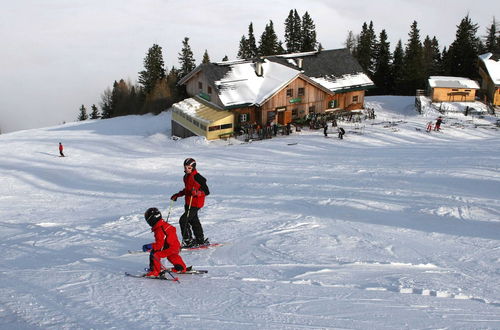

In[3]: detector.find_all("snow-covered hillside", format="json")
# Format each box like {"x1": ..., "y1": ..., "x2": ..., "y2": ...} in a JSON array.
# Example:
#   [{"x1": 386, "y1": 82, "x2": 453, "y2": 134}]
[{"x1": 1, "y1": 96, "x2": 499, "y2": 329}]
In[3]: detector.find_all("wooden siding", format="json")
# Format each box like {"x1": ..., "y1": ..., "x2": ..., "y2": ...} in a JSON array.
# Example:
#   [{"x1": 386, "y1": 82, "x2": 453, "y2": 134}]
[
  {"x1": 479, "y1": 66, "x2": 500, "y2": 106},
  {"x1": 326, "y1": 90, "x2": 365, "y2": 110},
  {"x1": 184, "y1": 71, "x2": 224, "y2": 107},
  {"x1": 260, "y1": 77, "x2": 330, "y2": 124},
  {"x1": 431, "y1": 87, "x2": 477, "y2": 102}
]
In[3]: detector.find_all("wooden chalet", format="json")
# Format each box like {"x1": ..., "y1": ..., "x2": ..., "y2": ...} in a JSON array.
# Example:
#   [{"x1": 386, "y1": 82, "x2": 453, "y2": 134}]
[
  {"x1": 174, "y1": 48, "x2": 374, "y2": 139},
  {"x1": 478, "y1": 53, "x2": 500, "y2": 106},
  {"x1": 427, "y1": 76, "x2": 480, "y2": 102}
]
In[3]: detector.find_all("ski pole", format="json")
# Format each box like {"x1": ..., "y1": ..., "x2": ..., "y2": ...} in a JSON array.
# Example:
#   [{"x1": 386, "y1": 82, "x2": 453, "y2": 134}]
[
  {"x1": 181, "y1": 195, "x2": 194, "y2": 245},
  {"x1": 186, "y1": 195, "x2": 193, "y2": 218},
  {"x1": 165, "y1": 199, "x2": 174, "y2": 222}
]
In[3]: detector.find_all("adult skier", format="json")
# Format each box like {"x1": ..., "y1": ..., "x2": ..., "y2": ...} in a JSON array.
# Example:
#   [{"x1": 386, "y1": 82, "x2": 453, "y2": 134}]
[
  {"x1": 170, "y1": 158, "x2": 210, "y2": 248},
  {"x1": 142, "y1": 207, "x2": 187, "y2": 277},
  {"x1": 59, "y1": 142, "x2": 65, "y2": 157},
  {"x1": 338, "y1": 127, "x2": 345, "y2": 139}
]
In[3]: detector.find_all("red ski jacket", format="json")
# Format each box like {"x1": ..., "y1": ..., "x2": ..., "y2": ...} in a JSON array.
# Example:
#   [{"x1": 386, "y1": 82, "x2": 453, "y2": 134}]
[
  {"x1": 150, "y1": 220, "x2": 181, "y2": 254},
  {"x1": 175, "y1": 169, "x2": 209, "y2": 208}
]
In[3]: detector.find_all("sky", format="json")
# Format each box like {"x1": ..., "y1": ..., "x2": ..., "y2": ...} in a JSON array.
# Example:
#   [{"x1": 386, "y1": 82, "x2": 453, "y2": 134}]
[{"x1": 1, "y1": 0, "x2": 497, "y2": 133}]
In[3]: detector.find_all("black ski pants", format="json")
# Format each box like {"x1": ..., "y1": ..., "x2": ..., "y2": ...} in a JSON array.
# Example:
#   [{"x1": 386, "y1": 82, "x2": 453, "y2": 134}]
[{"x1": 179, "y1": 205, "x2": 204, "y2": 243}]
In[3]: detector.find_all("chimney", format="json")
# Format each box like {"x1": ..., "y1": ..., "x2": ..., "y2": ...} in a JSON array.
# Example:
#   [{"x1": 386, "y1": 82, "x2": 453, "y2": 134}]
[
  {"x1": 297, "y1": 58, "x2": 303, "y2": 69},
  {"x1": 255, "y1": 61, "x2": 263, "y2": 76}
]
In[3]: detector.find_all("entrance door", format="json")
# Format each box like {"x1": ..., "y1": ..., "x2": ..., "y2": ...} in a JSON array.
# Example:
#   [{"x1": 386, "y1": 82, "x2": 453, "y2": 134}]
[{"x1": 278, "y1": 109, "x2": 292, "y2": 125}]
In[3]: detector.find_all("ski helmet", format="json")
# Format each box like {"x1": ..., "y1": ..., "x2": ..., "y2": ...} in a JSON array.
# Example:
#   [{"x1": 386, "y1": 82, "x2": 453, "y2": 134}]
[
  {"x1": 144, "y1": 207, "x2": 162, "y2": 227},
  {"x1": 183, "y1": 158, "x2": 196, "y2": 168}
]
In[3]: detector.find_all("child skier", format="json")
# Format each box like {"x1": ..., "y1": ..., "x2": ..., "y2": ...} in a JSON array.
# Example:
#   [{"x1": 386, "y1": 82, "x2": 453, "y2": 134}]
[
  {"x1": 142, "y1": 207, "x2": 187, "y2": 277},
  {"x1": 171, "y1": 158, "x2": 210, "y2": 248}
]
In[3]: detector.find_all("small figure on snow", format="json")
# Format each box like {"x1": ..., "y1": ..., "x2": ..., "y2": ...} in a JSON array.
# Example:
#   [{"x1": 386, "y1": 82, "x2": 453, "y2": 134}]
[
  {"x1": 59, "y1": 142, "x2": 65, "y2": 157},
  {"x1": 142, "y1": 207, "x2": 187, "y2": 277},
  {"x1": 171, "y1": 158, "x2": 210, "y2": 248},
  {"x1": 426, "y1": 121, "x2": 433, "y2": 132},
  {"x1": 338, "y1": 127, "x2": 345, "y2": 139},
  {"x1": 434, "y1": 116, "x2": 443, "y2": 131},
  {"x1": 323, "y1": 123, "x2": 328, "y2": 137}
]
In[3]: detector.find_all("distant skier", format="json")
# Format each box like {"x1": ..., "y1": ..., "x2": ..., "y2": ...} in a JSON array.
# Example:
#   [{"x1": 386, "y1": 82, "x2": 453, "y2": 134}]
[
  {"x1": 434, "y1": 116, "x2": 443, "y2": 131},
  {"x1": 338, "y1": 127, "x2": 345, "y2": 139},
  {"x1": 323, "y1": 123, "x2": 328, "y2": 137},
  {"x1": 171, "y1": 158, "x2": 210, "y2": 248},
  {"x1": 142, "y1": 207, "x2": 187, "y2": 277},
  {"x1": 426, "y1": 122, "x2": 433, "y2": 132},
  {"x1": 58, "y1": 142, "x2": 65, "y2": 157}
]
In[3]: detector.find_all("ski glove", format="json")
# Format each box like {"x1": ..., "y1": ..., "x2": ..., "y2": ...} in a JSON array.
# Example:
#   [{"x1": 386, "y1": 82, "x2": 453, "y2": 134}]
[
  {"x1": 170, "y1": 193, "x2": 179, "y2": 201},
  {"x1": 191, "y1": 189, "x2": 203, "y2": 197},
  {"x1": 142, "y1": 243, "x2": 152, "y2": 252}
]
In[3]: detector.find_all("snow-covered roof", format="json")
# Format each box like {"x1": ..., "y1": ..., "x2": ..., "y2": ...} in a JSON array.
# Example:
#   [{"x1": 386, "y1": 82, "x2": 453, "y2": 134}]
[
  {"x1": 428, "y1": 76, "x2": 480, "y2": 89},
  {"x1": 172, "y1": 97, "x2": 230, "y2": 124},
  {"x1": 311, "y1": 73, "x2": 374, "y2": 92},
  {"x1": 215, "y1": 59, "x2": 299, "y2": 107},
  {"x1": 479, "y1": 53, "x2": 500, "y2": 86}
]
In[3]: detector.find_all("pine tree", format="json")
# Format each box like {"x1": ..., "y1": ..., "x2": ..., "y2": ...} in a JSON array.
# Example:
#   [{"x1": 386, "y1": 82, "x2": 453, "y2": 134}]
[
  {"x1": 202, "y1": 49, "x2": 211, "y2": 64},
  {"x1": 178, "y1": 37, "x2": 196, "y2": 78},
  {"x1": 100, "y1": 88, "x2": 113, "y2": 119},
  {"x1": 372, "y1": 29, "x2": 392, "y2": 95},
  {"x1": 237, "y1": 23, "x2": 259, "y2": 59},
  {"x1": 258, "y1": 20, "x2": 281, "y2": 56},
  {"x1": 402, "y1": 21, "x2": 425, "y2": 95},
  {"x1": 77, "y1": 105, "x2": 88, "y2": 121},
  {"x1": 301, "y1": 11, "x2": 317, "y2": 52},
  {"x1": 484, "y1": 17, "x2": 499, "y2": 53},
  {"x1": 344, "y1": 30, "x2": 357, "y2": 54},
  {"x1": 138, "y1": 44, "x2": 166, "y2": 94},
  {"x1": 422, "y1": 36, "x2": 442, "y2": 78},
  {"x1": 89, "y1": 104, "x2": 100, "y2": 119},
  {"x1": 237, "y1": 35, "x2": 249, "y2": 59},
  {"x1": 247, "y1": 23, "x2": 258, "y2": 57},
  {"x1": 446, "y1": 15, "x2": 481, "y2": 79},
  {"x1": 355, "y1": 21, "x2": 377, "y2": 75},
  {"x1": 284, "y1": 9, "x2": 302, "y2": 53},
  {"x1": 390, "y1": 40, "x2": 405, "y2": 95},
  {"x1": 167, "y1": 66, "x2": 183, "y2": 102}
]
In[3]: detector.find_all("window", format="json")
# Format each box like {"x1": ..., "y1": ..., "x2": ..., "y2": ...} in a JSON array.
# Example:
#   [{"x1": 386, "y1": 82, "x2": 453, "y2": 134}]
[
  {"x1": 292, "y1": 108, "x2": 298, "y2": 118},
  {"x1": 352, "y1": 95, "x2": 359, "y2": 103},
  {"x1": 452, "y1": 89, "x2": 459, "y2": 91},
  {"x1": 198, "y1": 82, "x2": 203, "y2": 90},
  {"x1": 200, "y1": 124, "x2": 207, "y2": 131},
  {"x1": 286, "y1": 89, "x2": 293, "y2": 97},
  {"x1": 208, "y1": 86, "x2": 212, "y2": 94},
  {"x1": 309, "y1": 105, "x2": 316, "y2": 113},
  {"x1": 209, "y1": 125, "x2": 220, "y2": 131},
  {"x1": 239, "y1": 114, "x2": 249, "y2": 123},
  {"x1": 298, "y1": 87, "x2": 305, "y2": 96},
  {"x1": 267, "y1": 111, "x2": 276, "y2": 122},
  {"x1": 220, "y1": 123, "x2": 233, "y2": 130}
]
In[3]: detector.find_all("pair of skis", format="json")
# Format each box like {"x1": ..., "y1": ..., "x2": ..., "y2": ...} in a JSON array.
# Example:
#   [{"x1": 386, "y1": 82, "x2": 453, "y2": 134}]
[
  {"x1": 127, "y1": 243, "x2": 223, "y2": 255},
  {"x1": 125, "y1": 268, "x2": 208, "y2": 282}
]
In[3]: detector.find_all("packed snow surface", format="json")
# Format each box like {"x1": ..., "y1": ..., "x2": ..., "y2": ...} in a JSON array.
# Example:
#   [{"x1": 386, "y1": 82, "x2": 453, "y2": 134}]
[{"x1": 1, "y1": 96, "x2": 499, "y2": 329}]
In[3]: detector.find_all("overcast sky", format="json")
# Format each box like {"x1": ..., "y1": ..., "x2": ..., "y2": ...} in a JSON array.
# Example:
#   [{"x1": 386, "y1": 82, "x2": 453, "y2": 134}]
[{"x1": 1, "y1": 0, "x2": 497, "y2": 133}]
